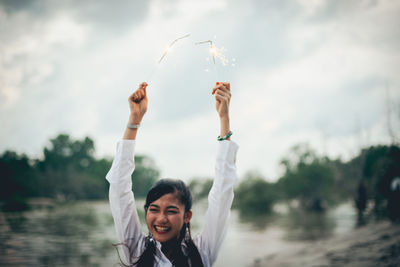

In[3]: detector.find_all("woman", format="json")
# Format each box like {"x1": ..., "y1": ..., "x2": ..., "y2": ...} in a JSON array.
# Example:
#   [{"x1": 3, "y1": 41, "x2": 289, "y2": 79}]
[{"x1": 106, "y1": 81, "x2": 238, "y2": 266}]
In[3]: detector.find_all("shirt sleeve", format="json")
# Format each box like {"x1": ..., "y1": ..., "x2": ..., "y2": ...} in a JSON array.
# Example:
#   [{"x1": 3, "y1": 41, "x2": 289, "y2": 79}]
[
  {"x1": 105, "y1": 140, "x2": 145, "y2": 263},
  {"x1": 196, "y1": 140, "x2": 239, "y2": 265}
]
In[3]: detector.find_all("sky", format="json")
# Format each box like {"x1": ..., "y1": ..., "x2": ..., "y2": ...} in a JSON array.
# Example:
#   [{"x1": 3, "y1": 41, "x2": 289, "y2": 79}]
[{"x1": 1, "y1": 0, "x2": 399, "y2": 182}]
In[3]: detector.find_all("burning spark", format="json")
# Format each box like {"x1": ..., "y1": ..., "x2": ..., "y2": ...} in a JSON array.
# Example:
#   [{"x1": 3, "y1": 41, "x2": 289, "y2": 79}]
[
  {"x1": 195, "y1": 40, "x2": 229, "y2": 66},
  {"x1": 158, "y1": 34, "x2": 190, "y2": 63}
]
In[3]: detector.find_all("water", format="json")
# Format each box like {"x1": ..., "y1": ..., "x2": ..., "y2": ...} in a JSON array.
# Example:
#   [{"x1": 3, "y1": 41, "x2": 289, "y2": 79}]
[{"x1": 0, "y1": 200, "x2": 357, "y2": 267}]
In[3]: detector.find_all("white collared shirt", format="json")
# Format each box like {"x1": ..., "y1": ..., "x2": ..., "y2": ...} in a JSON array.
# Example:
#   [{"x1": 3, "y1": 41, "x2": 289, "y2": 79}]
[{"x1": 106, "y1": 140, "x2": 239, "y2": 266}]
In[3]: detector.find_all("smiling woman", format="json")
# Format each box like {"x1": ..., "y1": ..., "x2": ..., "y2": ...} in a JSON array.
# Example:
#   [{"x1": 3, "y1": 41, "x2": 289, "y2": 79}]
[
  {"x1": 145, "y1": 181, "x2": 193, "y2": 243},
  {"x1": 105, "y1": 81, "x2": 238, "y2": 266}
]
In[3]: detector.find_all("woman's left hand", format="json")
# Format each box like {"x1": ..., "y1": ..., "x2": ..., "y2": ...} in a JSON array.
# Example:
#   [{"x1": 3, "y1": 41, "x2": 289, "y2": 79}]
[{"x1": 212, "y1": 82, "x2": 231, "y2": 119}]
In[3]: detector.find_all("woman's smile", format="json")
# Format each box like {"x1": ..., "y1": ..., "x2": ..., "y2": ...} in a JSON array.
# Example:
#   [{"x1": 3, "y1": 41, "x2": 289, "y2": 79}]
[{"x1": 154, "y1": 225, "x2": 171, "y2": 234}]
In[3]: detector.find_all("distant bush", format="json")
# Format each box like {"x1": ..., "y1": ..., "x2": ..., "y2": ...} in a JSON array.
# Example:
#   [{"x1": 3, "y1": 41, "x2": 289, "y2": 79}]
[
  {"x1": 277, "y1": 144, "x2": 335, "y2": 211},
  {"x1": 234, "y1": 172, "x2": 279, "y2": 215}
]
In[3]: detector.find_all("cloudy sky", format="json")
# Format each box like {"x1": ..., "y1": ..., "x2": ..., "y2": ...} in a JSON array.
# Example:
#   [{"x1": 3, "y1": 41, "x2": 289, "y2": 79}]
[{"x1": 1, "y1": 0, "x2": 399, "y2": 181}]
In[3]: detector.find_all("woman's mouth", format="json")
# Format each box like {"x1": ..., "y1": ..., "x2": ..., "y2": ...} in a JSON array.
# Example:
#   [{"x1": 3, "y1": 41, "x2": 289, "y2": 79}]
[{"x1": 154, "y1": 225, "x2": 171, "y2": 234}]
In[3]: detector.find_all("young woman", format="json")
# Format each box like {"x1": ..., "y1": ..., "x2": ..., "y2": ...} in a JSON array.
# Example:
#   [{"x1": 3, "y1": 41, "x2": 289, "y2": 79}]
[{"x1": 106, "y1": 81, "x2": 239, "y2": 266}]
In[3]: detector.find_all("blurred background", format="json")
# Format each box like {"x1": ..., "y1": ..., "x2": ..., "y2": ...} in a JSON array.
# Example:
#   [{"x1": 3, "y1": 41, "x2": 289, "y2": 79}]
[{"x1": 1, "y1": 0, "x2": 399, "y2": 266}]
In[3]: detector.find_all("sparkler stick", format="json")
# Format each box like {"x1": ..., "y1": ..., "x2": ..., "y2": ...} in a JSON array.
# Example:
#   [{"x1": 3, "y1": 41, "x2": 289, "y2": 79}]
[
  {"x1": 158, "y1": 34, "x2": 191, "y2": 63},
  {"x1": 195, "y1": 40, "x2": 216, "y2": 64},
  {"x1": 146, "y1": 34, "x2": 191, "y2": 82}
]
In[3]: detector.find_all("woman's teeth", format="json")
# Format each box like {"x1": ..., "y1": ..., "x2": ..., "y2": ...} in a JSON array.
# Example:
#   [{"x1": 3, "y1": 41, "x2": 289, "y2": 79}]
[{"x1": 154, "y1": 226, "x2": 170, "y2": 232}]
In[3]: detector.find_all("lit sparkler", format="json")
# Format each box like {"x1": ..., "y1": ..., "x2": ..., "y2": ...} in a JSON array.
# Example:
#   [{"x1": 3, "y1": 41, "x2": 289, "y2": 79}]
[
  {"x1": 195, "y1": 40, "x2": 229, "y2": 66},
  {"x1": 158, "y1": 34, "x2": 191, "y2": 63}
]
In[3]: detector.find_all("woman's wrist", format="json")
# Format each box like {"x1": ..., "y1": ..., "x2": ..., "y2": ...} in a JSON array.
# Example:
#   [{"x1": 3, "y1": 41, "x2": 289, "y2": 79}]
[
  {"x1": 123, "y1": 114, "x2": 141, "y2": 140},
  {"x1": 219, "y1": 115, "x2": 230, "y2": 139},
  {"x1": 128, "y1": 114, "x2": 142, "y2": 125},
  {"x1": 123, "y1": 127, "x2": 138, "y2": 140}
]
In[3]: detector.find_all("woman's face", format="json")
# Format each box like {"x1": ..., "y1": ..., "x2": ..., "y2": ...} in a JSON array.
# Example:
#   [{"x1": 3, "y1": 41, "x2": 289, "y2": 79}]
[{"x1": 146, "y1": 193, "x2": 192, "y2": 243}]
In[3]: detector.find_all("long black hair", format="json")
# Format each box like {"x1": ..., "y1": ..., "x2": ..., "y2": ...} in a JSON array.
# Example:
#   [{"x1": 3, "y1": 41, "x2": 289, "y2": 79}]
[{"x1": 124, "y1": 179, "x2": 204, "y2": 267}]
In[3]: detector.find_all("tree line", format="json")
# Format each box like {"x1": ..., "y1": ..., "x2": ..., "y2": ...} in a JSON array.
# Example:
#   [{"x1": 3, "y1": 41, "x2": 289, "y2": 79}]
[
  {"x1": 233, "y1": 143, "x2": 400, "y2": 218},
  {"x1": 190, "y1": 143, "x2": 400, "y2": 219},
  {"x1": 2, "y1": 134, "x2": 400, "y2": 220},
  {"x1": 0, "y1": 134, "x2": 159, "y2": 211}
]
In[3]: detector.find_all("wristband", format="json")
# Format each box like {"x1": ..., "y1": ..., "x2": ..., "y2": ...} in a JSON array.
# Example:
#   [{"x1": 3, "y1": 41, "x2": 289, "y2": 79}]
[
  {"x1": 217, "y1": 131, "x2": 232, "y2": 141},
  {"x1": 127, "y1": 123, "x2": 140, "y2": 129}
]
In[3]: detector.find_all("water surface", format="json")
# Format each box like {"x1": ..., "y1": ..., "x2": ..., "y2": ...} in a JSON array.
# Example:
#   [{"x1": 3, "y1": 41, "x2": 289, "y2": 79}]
[{"x1": 0, "y1": 200, "x2": 357, "y2": 267}]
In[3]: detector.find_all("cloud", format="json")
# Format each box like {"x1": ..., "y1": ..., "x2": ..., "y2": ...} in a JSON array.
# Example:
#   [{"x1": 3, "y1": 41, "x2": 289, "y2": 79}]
[{"x1": 1, "y1": 0, "x2": 399, "y2": 180}]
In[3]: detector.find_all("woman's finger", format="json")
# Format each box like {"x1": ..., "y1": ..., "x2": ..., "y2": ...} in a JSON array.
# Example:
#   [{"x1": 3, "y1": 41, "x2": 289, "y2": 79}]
[
  {"x1": 217, "y1": 86, "x2": 230, "y2": 95},
  {"x1": 215, "y1": 94, "x2": 228, "y2": 103},
  {"x1": 212, "y1": 83, "x2": 227, "y2": 95},
  {"x1": 215, "y1": 89, "x2": 231, "y2": 99},
  {"x1": 215, "y1": 89, "x2": 229, "y2": 99},
  {"x1": 220, "y1": 82, "x2": 230, "y2": 91},
  {"x1": 139, "y1": 82, "x2": 148, "y2": 89}
]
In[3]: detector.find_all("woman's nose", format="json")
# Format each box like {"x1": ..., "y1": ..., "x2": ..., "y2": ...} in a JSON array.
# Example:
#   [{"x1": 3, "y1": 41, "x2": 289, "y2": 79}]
[{"x1": 157, "y1": 213, "x2": 168, "y2": 223}]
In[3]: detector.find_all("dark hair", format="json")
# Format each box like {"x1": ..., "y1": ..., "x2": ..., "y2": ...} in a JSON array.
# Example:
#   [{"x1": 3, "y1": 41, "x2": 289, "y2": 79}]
[{"x1": 130, "y1": 179, "x2": 204, "y2": 267}]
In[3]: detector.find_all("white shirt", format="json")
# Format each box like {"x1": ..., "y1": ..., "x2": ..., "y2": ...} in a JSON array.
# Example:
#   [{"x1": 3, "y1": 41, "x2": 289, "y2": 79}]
[{"x1": 106, "y1": 140, "x2": 239, "y2": 266}]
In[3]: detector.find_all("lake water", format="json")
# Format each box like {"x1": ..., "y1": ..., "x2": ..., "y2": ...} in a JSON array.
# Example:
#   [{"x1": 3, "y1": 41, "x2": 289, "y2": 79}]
[{"x1": 0, "y1": 200, "x2": 358, "y2": 267}]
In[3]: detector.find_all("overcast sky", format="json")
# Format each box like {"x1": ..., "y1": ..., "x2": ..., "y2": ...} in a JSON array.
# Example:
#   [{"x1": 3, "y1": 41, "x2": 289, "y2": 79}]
[{"x1": 1, "y1": 0, "x2": 399, "y2": 181}]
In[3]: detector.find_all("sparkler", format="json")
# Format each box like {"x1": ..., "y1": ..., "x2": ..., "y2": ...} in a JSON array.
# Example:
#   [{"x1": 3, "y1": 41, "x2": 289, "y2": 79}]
[
  {"x1": 195, "y1": 40, "x2": 229, "y2": 66},
  {"x1": 158, "y1": 34, "x2": 191, "y2": 63},
  {"x1": 195, "y1": 39, "x2": 232, "y2": 82},
  {"x1": 145, "y1": 34, "x2": 233, "y2": 84}
]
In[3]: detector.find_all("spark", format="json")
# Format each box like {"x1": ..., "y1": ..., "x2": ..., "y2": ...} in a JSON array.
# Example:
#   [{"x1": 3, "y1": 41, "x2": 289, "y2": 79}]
[
  {"x1": 195, "y1": 40, "x2": 229, "y2": 66},
  {"x1": 158, "y1": 34, "x2": 190, "y2": 63}
]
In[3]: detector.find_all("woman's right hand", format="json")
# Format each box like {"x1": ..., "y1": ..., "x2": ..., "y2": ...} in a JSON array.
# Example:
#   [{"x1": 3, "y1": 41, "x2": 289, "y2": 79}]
[{"x1": 128, "y1": 82, "x2": 148, "y2": 124}]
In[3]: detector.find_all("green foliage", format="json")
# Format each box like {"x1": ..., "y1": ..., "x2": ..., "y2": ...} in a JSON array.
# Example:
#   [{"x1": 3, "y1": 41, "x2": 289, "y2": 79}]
[
  {"x1": 3, "y1": 132, "x2": 399, "y2": 221},
  {"x1": 360, "y1": 145, "x2": 400, "y2": 216},
  {"x1": 277, "y1": 143, "x2": 335, "y2": 210},
  {"x1": 37, "y1": 134, "x2": 109, "y2": 200},
  {"x1": 329, "y1": 157, "x2": 362, "y2": 202},
  {"x1": 41, "y1": 134, "x2": 95, "y2": 171},
  {"x1": 0, "y1": 151, "x2": 38, "y2": 210},
  {"x1": 234, "y1": 172, "x2": 279, "y2": 215},
  {"x1": 1, "y1": 133, "x2": 160, "y2": 210}
]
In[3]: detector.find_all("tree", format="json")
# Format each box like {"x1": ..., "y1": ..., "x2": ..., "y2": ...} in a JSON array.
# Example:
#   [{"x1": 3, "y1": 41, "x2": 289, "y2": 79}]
[
  {"x1": 37, "y1": 134, "x2": 100, "y2": 199},
  {"x1": 361, "y1": 145, "x2": 400, "y2": 217},
  {"x1": 277, "y1": 143, "x2": 335, "y2": 211},
  {"x1": 40, "y1": 134, "x2": 95, "y2": 172},
  {"x1": 0, "y1": 151, "x2": 38, "y2": 210},
  {"x1": 234, "y1": 171, "x2": 279, "y2": 215}
]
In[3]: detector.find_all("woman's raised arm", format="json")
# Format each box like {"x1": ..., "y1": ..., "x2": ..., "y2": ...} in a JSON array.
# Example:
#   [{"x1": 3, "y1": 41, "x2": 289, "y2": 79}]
[
  {"x1": 106, "y1": 82, "x2": 149, "y2": 264},
  {"x1": 196, "y1": 82, "x2": 239, "y2": 266}
]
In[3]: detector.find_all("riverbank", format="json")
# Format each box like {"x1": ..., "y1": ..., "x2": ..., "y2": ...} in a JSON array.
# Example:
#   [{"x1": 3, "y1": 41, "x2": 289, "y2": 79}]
[{"x1": 250, "y1": 220, "x2": 400, "y2": 267}]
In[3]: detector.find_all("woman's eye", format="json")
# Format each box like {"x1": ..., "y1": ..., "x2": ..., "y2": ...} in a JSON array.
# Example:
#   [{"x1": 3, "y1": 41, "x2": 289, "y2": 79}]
[
  {"x1": 168, "y1": 210, "x2": 178, "y2": 214},
  {"x1": 149, "y1": 209, "x2": 158, "y2": 213}
]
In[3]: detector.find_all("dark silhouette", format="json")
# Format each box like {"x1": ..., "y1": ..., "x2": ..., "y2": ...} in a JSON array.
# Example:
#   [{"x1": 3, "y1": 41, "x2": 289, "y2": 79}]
[
  {"x1": 355, "y1": 180, "x2": 367, "y2": 225},
  {"x1": 388, "y1": 177, "x2": 400, "y2": 222}
]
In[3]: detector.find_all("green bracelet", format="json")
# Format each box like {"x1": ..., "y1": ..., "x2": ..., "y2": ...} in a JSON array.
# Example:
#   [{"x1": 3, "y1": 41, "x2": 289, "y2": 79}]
[{"x1": 217, "y1": 131, "x2": 233, "y2": 141}]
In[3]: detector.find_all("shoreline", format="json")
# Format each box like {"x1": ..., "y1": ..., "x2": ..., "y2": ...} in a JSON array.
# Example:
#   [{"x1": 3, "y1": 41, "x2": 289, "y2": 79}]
[{"x1": 250, "y1": 220, "x2": 400, "y2": 267}]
